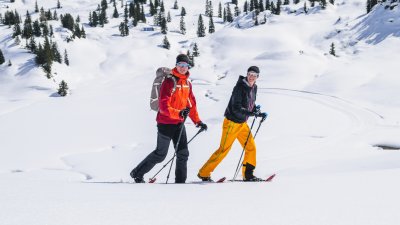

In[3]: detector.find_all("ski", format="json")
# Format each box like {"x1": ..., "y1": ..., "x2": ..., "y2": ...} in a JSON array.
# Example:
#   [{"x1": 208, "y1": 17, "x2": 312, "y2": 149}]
[
  {"x1": 149, "y1": 176, "x2": 226, "y2": 184},
  {"x1": 228, "y1": 173, "x2": 276, "y2": 182}
]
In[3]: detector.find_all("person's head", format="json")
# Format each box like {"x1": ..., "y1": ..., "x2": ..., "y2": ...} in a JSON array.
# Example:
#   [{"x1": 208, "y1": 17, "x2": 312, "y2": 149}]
[
  {"x1": 246, "y1": 66, "x2": 259, "y2": 86},
  {"x1": 175, "y1": 54, "x2": 191, "y2": 74}
]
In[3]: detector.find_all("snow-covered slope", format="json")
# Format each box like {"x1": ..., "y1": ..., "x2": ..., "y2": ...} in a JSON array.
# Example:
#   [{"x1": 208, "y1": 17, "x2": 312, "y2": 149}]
[{"x1": 1, "y1": 1, "x2": 400, "y2": 225}]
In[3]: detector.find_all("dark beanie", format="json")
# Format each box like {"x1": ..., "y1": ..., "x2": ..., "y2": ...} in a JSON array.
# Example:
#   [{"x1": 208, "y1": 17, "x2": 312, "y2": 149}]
[
  {"x1": 176, "y1": 54, "x2": 190, "y2": 64},
  {"x1": 247, "y1": 66, "x2": 260, "y2": 74}
]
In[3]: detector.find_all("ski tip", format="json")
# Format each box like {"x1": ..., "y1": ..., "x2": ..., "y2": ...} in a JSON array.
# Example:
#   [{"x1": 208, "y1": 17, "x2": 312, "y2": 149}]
[
  {"x1": 265, "y1": 174, "x2": 276, "y2": 182},
  {"x1": 216, "y1": 177, "x2": 226, "y2": 183},
  {"x1": 149, "y1": 178, "x2": 156, "y2": 183}
]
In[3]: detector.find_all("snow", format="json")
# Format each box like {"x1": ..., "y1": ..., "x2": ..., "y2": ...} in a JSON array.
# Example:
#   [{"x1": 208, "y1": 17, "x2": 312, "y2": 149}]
[{"x1": 1, "y1": 0, "x2": 400, "y2": 225}]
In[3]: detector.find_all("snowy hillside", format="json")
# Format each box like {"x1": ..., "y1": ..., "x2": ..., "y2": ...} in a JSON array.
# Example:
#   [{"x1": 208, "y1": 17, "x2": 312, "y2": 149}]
[{"x1": 1, "y1": 0, "x2": 400, "y2": 225}]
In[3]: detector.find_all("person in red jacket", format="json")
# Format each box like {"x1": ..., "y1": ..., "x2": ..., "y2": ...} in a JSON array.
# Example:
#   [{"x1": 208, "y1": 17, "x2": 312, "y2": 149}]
[{"x1": 130, "y1": 54, "x2": 207, "y2": 183}]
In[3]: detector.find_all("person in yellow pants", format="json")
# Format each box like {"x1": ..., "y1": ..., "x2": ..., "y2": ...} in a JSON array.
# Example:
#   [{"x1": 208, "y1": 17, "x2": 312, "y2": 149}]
[{"x1": 198, "y1": 66, "x2": 267, "y2": 182}]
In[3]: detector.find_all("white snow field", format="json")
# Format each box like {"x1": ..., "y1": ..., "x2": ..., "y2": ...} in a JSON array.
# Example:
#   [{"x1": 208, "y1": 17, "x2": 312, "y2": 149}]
[{"x1": 1, "y1": 0, "x2": 400, "y2": 225}]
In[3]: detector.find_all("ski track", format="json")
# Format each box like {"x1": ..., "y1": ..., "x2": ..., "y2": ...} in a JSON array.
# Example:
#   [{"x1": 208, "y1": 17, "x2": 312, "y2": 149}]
[{"x1": 61, "y1": 87, "x2": 384, "y2": 182}]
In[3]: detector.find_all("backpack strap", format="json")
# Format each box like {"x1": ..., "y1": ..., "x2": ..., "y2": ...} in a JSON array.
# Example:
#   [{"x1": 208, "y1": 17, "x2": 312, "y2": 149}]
[{"x1": 166, "y1": 74, "x2": 177, "y2": 94}]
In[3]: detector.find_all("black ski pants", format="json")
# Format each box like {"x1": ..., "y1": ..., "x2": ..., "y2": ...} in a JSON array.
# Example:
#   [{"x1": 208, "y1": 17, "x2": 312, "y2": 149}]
[{"x1": 131, "y1": 123, "x2": 189, "y2": 183}]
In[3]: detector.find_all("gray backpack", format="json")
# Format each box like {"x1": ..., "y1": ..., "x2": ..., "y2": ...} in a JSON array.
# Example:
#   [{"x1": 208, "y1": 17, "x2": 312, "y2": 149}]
[{"x1": 150, "y1": 67, "x2": 177, "y2": 111}]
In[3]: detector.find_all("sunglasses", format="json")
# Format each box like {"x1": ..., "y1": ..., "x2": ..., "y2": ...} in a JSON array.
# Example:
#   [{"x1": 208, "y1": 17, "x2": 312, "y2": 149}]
[
  {"x1": 247, "y1": 72, "x2": 259, "y2": 77},
  {"x1": 176, "y1": 62, "x2": 190, "y2": 68}
]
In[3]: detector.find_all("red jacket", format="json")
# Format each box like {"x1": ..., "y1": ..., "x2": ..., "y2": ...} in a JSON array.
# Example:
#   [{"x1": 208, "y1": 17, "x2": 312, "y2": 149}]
[{"x1": 156, "y1": 68, "x2": 201, "y2": 125}]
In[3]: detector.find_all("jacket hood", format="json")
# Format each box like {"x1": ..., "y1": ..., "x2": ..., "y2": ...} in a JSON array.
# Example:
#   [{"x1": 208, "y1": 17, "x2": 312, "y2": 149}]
[{"x1": 237, "y1": 75, "x2": 256, "y2": 89}]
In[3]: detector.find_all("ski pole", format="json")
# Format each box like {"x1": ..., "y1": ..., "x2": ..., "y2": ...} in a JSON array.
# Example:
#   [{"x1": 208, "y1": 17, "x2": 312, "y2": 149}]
[
  {"x1": 148, "y1": 126, "x2": 205, "y2": 183},
  {"x1": 232, "y1": 117, "x2": 256, "y2": 180},
  {"x1": 232, "y1": 114, "x2": 267, "y2": 180},
  {"x1": 165, "y1": 115, "x2": 188, "y2": 184}
]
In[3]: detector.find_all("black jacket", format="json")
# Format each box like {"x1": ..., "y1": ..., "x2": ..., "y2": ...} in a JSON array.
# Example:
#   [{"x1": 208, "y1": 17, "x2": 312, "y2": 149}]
[{"x1": 224, "y1": 76, "x2": 257, "y2": 123}]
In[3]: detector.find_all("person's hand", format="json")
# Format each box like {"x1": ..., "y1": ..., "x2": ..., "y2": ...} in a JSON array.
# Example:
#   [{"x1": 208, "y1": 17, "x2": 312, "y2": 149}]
[
  {"x1": 196, "y1": 121, "x2": 208, "y2": 131},
  {"x1": 257, "y1": 112, "x2": 268, "y2": 122},
  {"x1": 253, "y1": 105, "x2": 261, "y2": 114},
  {"x1": 179, "y1": 108, "x2": 190, "y2": 118}
]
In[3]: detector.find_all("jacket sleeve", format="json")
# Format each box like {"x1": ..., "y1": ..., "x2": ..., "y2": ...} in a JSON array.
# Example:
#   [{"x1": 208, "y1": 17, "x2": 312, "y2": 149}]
[
  {"x1": 187, "y1": 82, "x2": 201, "y2": 124},
  {"x1": 158, "y1": 78, "x2": 180, "y2": 119},
  {"x1": 231, "y1": 86, "x2": 251, "y2": 115}
]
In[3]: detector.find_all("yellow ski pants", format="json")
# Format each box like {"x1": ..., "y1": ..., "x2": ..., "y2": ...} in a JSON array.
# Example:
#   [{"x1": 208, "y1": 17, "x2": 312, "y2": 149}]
[{"x1": 198, "y1": 118, "x2": 256, "y2": 178}]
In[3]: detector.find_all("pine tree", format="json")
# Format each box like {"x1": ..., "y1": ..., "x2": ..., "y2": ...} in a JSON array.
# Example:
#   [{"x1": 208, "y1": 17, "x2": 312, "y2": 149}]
[
  {"x1": 193, "y1": 43, "x2": 199, "y2": 57},
  {"x1": 150, "y1": 0, "x2": 156, "y2": 16},
  {"x1": 160, "y1": 1, "x2": 165, "y2": 12},
  {"x1": 234, "y1": 4, "x2": 240, "y2": 16},
  {"x1": 28, "y1": 36, "x2": 37, "y2": 53},
  {"x1": 167, "y1": 11, "x2": 171, "y2": 22},
  {"x1": 330, "y1": 0, "x2": 335, "y2": 4},
  {"x1": 160, "y1": 17, "x2": 168, "y2": 34},
  {"x1": 187, "y1": 50, "x2": 195, "y2": 67},
  {"x1": 8, "y1": 60, "x2": 12, "y2": 67},
  {"x1": 162, "y1": 35, "x2": 170, "y2": 49},
  {"x1": 101, "y1": 0, "x2": 108, "y2": 10},
  {"x1": 283, "y1": 0, "x2": 289, "y2": 5},
  {"x1": 81, "y1": 26, "x2": 86, "y2": 38},
  {"x1": 226, "y1": 6, "x2": 233, "y2": 22},
  {"x1": 209, "y1": 16, "x2": 215, "y2": 33},
  {"x1": 0, "y1": 49, "x2": 5, "y2": 65},
  {"x1": 73, "y1": 24, "x2": 82, "y2": 38},
  {"x1": 99, "y1": 9, "x2": 108, "y2": 26},
  {"x1": 64, "y1": 49, "x2": 69, "y2": 66},
  {"x1": 244, "y1": 1, "x2": 248, "y2": 13},
  {"x1": 197, "y1": 14, "x2": 206, "y2": 37},
  {"x1": 35, "y1": 0, "x2": 39, "y2": 13},
  {"x1": 92, "y1": 11, "x2": 99, "y2": 27},
  {"x1": 205, "y1": 0, "x2": 210, "y2": 16},
  {"x1": 304, "y1": 2, "x2": 308, "y2": 14},
  {"x1": 12, "y1": 23, "x2": 22, "y2": 38},
  {"x1": 321, "y1": 0, "x2": 327, "y2": 9},
  {"x1": 42, "y1": 22, "x2": 49, "y2": 37},
  {"x1": 266, "y1": 0, "x2": 271, "y2": 10},
  {"x1": 329, "y1": 42, "x2": 336, "y2": 56},
  {"x1": 61, "y1": 13, "x2": 74, "y2": 31},
  {"x1": 223, "y1": 8, "x2": 226, "y2": 22},
  {"x1": 52, "y1": 42, "x2": 62, "y2": 63},
  {"x1": 22, "y1": 17, "x2": 33, "y2": 39},
  {"x1": 58, "y1": 80, "x2": 69, "y2": 97},
  {"x1": 57, "y1": 0, "x2": 61, "y2": 9},
  {"x1": 140, "y1": 5, "x2": 146, "y2": 22},
  {"x1": 366, "y1": 0, "x2": 377, "y2": 13},
  {"x1": 276, "y1": 0, "x2": 281, "y2": 15},
  {"x1": 181, "y1": 7, "x2": 186, "y2": 16},
  {"x1": 42, "y1": 36, "x2": 53, "y2": 77},
  {"x1": 180, "y1": 16, "x2": 186, "y2": 35},
  {"x1": 294, "y1": 0, "x2": 300, "y2": 4},
  {"x1": 119, "y1": 22, "x2": 129, "y2": 36},
  {"x1": 259, "y1": 0, "x2": 264, "y2": 12},
  {"x1": 33, "y1": 20, "x2": 41, "y2": 37},
  {"x1": 232, "y1": 0, "x2": 238, "y2": 4},
  {"x1": 218, "y1": 2, "x2": 222, "y2": 17},
  {"x1": 209, "y1": 1, "x2": 214, "y2": 17},
  {"x1": 173, "y1": 0, "x2": 179, "y2": 9},
  {"x1": 49, "y1": 25, "x2": 54, "y2": 37},
  {"x1": 113, "y1": 6, "x2": 119, "y2": 18}
]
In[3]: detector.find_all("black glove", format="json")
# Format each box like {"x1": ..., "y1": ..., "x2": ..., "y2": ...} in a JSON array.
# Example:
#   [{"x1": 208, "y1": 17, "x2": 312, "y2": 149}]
[
  {"x1": 256, "y1": 112, "x2": 268, "y2": 122},
  {"x1": 179, "y1": 107, "x2": 190, "y2": 118},
  {"x1": 196, "y1": 121, "x2": 208, "y2": 131},
  {"x1": 253, "y1": 105, "x2": 261, "y2": 114},
  {"x1": 246, "y1": 105, "x2": 261, "y2": 117}
]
